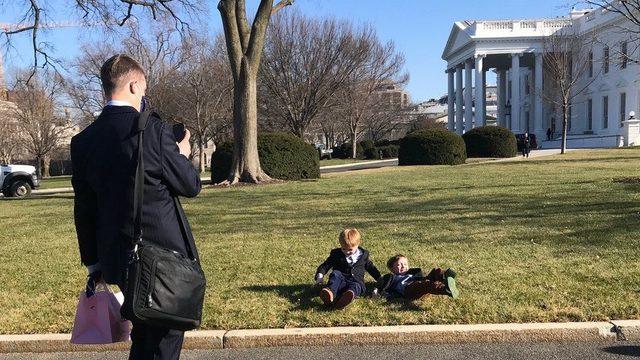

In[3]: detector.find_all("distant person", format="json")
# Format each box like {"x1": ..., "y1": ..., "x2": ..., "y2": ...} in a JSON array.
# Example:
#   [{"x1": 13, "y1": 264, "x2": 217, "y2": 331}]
[
  {"x1": 71, "y1": 54, "x2": 201, "y2": 360},
  {"x1": 375, "y1": 254, "x2": 459, "y2": 300},
  {"x1": 546, "y1": 127, "x2": 552, "y2": 141},
  {"x1": 315, "y1": 229, "x2": 381, "y2": 309},
  {"x1": 522, "y1": 133, "x2": 531, "y2": 158}
]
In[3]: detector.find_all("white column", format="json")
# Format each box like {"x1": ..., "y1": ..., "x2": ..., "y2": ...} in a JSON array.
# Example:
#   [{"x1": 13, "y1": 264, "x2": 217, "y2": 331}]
[
  {"x1": 534, "y1": 52, "x2": 544, "y2": 138},
  {"x1": 475, "y1": 55, "x2": 485, "y2": 128},
  {"x1": 464, "y1": 60, "x2": 473, "y2": 132},
  {"x1": 497, "y1": 69, "x2": 507, "y2": 127},
  {"x1": 447, "y1": 69, "x2": 455, "y2": 132},
  {"x1": 455, "y1": 66, "x2": 464, "y2": 135},
  {"x1": 511, "y1": 53, "x2": 521, "y2": 133},
  {"x1": 482, "y1": 69, "x2": 487, "y2": 126}
]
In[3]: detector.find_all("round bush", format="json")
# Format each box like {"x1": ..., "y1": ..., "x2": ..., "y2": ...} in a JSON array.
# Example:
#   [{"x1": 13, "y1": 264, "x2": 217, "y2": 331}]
[
  {"x1": 377, "y1": 145, "x2": 399, "y2": 159},
  {"x1": 333, "y1": 142, "x2": 363, "y2": 159},
  {"x1": 211, "y1": 141, "x2": 234, "y2": 183},
  {"x1": 398, "y1": 128, "x2": 466, "y2": 166},
  {"x1": 462, "y1": 126, "x2": 517, "y2": 158},
  {"x1": 259, "y1": 132, "x2": 320, "y2": 180},
  {"x1": 210, "y1": 133, "x2": 320, "y2": 182}
]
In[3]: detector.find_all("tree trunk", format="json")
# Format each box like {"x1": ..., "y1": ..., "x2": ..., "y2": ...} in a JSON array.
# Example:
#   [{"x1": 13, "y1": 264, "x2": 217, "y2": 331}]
[
  {"x1": 226, "y1": 59, "x2": 271, "y2": 184},
  {"x1": 43, "y1": 154, "x2": 50, "y2": 178},
  {"x1": 350, "y1": 131, "x2": 357, "y2": 159},
  {"x1": 198, "y1": 139, "x2": 205, "y2": 174},
  {"x1": 34, "y1": 155, "x2": 42, "y2": 179},
  {"x1": 561, "y1": 104, "x2": 568, "y2": 155}
]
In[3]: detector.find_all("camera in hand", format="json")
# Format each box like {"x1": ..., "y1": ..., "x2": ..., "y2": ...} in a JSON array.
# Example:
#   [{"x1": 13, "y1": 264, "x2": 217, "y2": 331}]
[{"x1": 173, "y1": 123, "x2": 186, "y2": 143}]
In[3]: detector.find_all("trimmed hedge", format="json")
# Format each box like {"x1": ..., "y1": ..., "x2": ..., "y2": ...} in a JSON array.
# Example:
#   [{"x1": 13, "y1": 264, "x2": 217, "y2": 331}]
[
  {"x1": 462, "y1": 126, "x2": 517, "y2": 158},
  {"x1": 333, "y1": 140, "x2": 400, "y2": 160},
  {"x1": 211, "y1": 133, "x2": 320, "y2": 183},
  {"x1": 333, "y1": 142, "x2": 363, "y2": 159},
  {"x1": 398, "y1": 128, "x2": 466, "y2": 166}
]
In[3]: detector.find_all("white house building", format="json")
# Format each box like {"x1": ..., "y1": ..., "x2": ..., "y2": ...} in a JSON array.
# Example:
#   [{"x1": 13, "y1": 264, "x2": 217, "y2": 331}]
[{"x1": 442, "y1": 7, "x2": 640, "y2": 148}]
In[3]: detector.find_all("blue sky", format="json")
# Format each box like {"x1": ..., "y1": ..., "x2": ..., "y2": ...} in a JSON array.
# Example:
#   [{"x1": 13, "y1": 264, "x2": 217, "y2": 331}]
[{"x1": 2, "y1": 0, "x2": 575, "y2": 102}]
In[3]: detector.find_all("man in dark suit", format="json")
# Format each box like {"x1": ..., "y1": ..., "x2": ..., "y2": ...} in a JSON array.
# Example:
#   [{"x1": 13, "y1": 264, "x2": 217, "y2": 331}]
[{"x1": 71, "y1": 54, "x2": 201, "y2": 360}]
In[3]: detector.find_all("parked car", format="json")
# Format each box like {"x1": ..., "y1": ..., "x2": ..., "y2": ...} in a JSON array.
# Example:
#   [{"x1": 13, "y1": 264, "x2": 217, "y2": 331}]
[
  {"x1": 315, "y1": 144, "x2": 333, "y2": 160},
  {"x1": 515, "y1": 133, "x2": 538, "y2": 152},
  {"x1": 0, "y1": 164, "x2": 40, "y2": 198}
]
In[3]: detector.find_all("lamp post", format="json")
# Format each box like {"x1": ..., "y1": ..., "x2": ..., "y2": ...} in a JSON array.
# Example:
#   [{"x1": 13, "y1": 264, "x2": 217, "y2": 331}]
[{"x1": 505, "y1": 100, "x2": 512, "y2": 130}]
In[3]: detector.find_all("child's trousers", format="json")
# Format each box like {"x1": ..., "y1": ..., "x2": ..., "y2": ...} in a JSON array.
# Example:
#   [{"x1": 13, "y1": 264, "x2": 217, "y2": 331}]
[{"x1": 326, "y1": 270, "x2": 364, "y2": 297}]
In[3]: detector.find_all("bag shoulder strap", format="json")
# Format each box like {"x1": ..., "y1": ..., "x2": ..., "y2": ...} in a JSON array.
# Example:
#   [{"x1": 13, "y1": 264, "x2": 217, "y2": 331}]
[
  {"x1": 132, "y1": 111, "x2": 197, "y2": 261},
  {"x1": 133, "y1": 110, "x2": 152, "y2": 243}
]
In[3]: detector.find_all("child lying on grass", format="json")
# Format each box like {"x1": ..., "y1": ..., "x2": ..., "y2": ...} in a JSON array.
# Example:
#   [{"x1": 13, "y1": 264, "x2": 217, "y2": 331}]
[
  {"x1": 314, "y1": 228, "x2": 381, "y2": 309},
  {"x1": 374, "y1": 254, "x2": 459, "y2": 300}
]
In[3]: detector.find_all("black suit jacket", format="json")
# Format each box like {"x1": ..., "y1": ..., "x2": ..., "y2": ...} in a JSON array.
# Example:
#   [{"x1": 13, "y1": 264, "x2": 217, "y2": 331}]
[
  {"x1": 376, "y1": 268, "x2": 425, "y2": 294},
  {"x1": 316, "y1": 247, "x2": 381, "y2": 287},
  {"x1": 71, "y1": 105, "x2": 201, "y2": 285}
]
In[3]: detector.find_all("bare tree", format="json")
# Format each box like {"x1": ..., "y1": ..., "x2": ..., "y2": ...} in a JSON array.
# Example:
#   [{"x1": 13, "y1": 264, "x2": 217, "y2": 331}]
[
  {"x1": 0, "y1": 102, "x2": 22, "y2": 164},
  {"x1": 65, "y1": 21, "x2": 191, "y2": 126},
  {"x1": 1, "y1": 0, "x2": 202, "y2": 81},
  {"x1": 540, "y1": 29, "x2": 597, "y2": 154},
  {"x1": 171, "y1": 36, "x2": 233, "y2": 173},
  {"x1": 580, "y1": 2, "x2": 640, "y2": 65},
  {"x1": 365, "y1": 108, "x2": 404, "y2": 143},
  {"x1": 217, "y1": 0, "x2": 292, "y2": 184},
  {"x1": 259, "y1": 12, "x2": 365, "y2": 139},
  {"x1": 10, "y1": 70, "x2": 71, "y2": 177},
  {"x1": 334, "y1": 28, "x2": 407, "y2": 159}
]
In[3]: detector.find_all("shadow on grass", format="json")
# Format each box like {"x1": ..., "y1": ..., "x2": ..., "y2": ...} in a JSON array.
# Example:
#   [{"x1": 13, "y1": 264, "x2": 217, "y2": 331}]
[
  {"x1": 242, "y1": 284, "x2": 331, "y2": 312},
  {"x1": 243, "y1": 283, "x2": 429, "y2": 312},
  {"x1": 602, "y1": 345, "x2": 640, "y2": 357}
]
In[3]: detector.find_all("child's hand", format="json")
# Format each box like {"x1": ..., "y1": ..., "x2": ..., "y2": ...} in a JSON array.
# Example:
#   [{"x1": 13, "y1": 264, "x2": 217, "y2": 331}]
[
  {"x1": 372, "y1": 288, "x2": 381, "y2": 298},
  {"x1": 315, "y1": 273, "x2": 324, "y2": 284}
]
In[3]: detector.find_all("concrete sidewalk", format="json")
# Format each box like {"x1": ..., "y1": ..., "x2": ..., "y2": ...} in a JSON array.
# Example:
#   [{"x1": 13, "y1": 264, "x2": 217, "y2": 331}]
[{"x1": 1, "y1": 320, "x2": 639, "y2": 353}]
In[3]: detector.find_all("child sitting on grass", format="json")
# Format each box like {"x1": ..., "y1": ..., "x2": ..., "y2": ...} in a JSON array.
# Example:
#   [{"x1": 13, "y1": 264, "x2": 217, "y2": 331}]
[
  {"x1": 315, "y1": 228, "x2": 381, "y2": 309},
  {"x1": 375, "y1": 254, "x2": 459, "y2": 300}
]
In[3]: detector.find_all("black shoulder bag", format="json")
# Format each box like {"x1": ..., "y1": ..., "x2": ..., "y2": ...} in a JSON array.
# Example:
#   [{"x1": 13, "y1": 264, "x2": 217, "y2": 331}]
[{"x1": 121, "y1": 110, "x2": 206, "y2": 331}]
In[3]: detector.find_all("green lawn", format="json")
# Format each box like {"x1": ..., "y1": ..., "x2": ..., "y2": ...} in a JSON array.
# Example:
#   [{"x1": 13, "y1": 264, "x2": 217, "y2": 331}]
[
  {"x1": 320, "y1": 158, "x2": 373, "y2": 166},
  {"x1": 1, "y1": 149, "x2": 640, "y2": 334},
  {"x1": 38, "y1": 174, "x2": 211, "y2": 190},
  {"x1": 38, "y1": 176, "x2": 72, "y2": 190}
]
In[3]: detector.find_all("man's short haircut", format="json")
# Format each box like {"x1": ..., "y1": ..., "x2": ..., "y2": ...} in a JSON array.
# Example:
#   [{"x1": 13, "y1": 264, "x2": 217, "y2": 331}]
[
  {"x1": 100, "y1": 54, "x2": 145, "y2": 96},
  {"x1": 339, "y1": 228, "x2": 361, "y2": 248},
  {"x1": 387, "y1": 254, "x2": 407, "y2": 270}
]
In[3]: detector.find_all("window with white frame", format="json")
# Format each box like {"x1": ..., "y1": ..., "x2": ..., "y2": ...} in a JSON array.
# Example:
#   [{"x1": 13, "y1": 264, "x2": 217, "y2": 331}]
[
  {"x1": 603, "y1": 46, "x2": 610, "y2": 74},
  {"x1": 621, "y1": 41, "x2": 628, "y2": 69}
]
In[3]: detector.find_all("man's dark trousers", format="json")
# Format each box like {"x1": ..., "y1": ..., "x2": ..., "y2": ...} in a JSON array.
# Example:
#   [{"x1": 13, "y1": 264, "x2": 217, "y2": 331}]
[
  {"x1": 326, "y1": 270, "x2": 365, "y2": 297},
  {"x1": 71, "y1": 105, "x2": 201, "y2": 360}
]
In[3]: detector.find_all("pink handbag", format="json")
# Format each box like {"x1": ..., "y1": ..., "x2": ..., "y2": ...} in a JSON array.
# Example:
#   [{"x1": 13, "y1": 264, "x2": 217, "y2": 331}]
[{"x1": 70, "y1": 281, "x2": 132, "y2": 344}]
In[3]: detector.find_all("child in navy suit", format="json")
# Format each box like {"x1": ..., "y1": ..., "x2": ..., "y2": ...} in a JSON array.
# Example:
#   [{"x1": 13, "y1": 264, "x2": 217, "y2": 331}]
[
  {"x1": 375, "y1": 254, "x2": 459, "y2": 300},
  {"x1": 315, "y1": 229, "x2": 381, "y2": 309}
]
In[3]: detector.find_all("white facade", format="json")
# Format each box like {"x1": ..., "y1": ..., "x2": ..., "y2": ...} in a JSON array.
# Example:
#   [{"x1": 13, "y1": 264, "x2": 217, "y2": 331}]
[{"x1": 442, "y1": 8, "x2": 640, "y2": 147}]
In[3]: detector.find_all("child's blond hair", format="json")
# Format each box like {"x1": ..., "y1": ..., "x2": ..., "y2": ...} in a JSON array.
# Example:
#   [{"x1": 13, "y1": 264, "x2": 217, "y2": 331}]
[{"x1": 339, "y1": 228, "x2": 361, "y2": 248}]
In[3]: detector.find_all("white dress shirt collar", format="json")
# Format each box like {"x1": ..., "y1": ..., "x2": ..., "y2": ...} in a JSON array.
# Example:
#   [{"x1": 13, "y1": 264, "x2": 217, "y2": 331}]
[
  {"x1": 106, "y1": 99, "x2": 136, "y2": 108},
  {"x1": 346, "y1": 248, "x2": 362, "y2": 266}
]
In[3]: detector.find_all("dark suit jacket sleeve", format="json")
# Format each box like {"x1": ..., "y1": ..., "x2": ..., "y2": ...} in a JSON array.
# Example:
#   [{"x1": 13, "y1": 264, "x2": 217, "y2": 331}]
[
  {"x1": 159, "y1": 121, "x2": 201, "y2": 198},
  {"x1": 71, "y1": 137, "x2": 99, "y2": 267},
  {"x1": 365, "y1": 255, "x2": 382, "y2": 281},
  {"x1": 316, "y1": 250, "x2": 336, "y2": 276}
]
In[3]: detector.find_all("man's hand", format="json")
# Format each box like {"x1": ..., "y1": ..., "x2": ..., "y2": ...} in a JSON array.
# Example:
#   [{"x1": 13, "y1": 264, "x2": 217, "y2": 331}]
[{"x1": 177, "y1": 129, "x2": 191, "y2": 157}]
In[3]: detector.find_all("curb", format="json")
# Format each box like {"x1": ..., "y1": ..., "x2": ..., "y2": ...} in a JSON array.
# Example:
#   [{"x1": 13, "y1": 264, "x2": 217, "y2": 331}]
[
  {"x1": 3, "y1": 321, "x2": 639, "y2": 353},
  {"x1": 0, "y1": 330, "x2": 225, "y2": 353}
]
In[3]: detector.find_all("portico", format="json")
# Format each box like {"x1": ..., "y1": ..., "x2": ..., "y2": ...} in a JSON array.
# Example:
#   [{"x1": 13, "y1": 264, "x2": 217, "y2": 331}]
[{"x1": 442, "y1": 19, "x2": 568, "y2": 139}]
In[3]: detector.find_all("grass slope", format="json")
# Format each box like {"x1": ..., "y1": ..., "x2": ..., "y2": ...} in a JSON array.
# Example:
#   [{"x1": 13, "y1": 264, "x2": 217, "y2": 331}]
[{"x1": 0, "y1": 149, "x2": 639, "y2": 333}]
